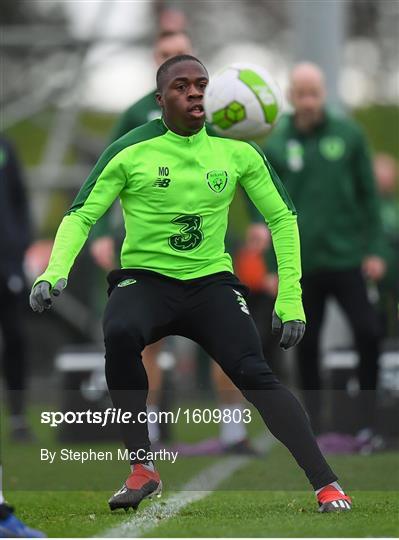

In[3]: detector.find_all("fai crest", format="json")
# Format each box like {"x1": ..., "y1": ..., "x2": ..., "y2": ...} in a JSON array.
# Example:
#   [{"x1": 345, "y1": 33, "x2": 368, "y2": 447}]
[
  {"x1": 206, "y1": 170, "x2": 228, "y2": 193},
  {"x1": 319, "y1": 136, "x2": 345, "y2": 161}
]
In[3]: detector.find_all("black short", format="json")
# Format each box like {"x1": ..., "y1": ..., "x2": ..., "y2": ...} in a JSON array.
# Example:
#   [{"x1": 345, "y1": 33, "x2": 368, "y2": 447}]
[
  {"x1": 104, "y1": 269, "x2": 256, "y2": 363},
  {"x1": 107, "y1": 268, "x2": 249, "y2": 298}
]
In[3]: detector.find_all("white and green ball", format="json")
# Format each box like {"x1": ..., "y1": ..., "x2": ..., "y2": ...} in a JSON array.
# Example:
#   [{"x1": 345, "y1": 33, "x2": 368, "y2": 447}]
[{"x1": 205, "y1": 63, "x2": 283, "y2": 141}]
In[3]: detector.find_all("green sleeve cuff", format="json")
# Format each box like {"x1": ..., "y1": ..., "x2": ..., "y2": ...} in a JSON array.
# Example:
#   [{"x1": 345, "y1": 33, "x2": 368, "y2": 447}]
[
  {"x1": 32, "y1": 275, "x2": 67, "y2": 290},
  {"x1": 275, "y1": 297, "x2": 306, "y2": 323}
]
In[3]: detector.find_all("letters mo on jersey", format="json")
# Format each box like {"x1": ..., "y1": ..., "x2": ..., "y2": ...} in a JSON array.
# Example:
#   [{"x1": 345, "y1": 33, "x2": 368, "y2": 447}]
[{"x1": 153, "y1": 166, "x2": 171, "y2": 188}]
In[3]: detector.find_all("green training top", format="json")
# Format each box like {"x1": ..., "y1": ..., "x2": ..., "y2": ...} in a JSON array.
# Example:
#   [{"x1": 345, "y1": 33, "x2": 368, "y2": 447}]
[
  {"x1": 35, "y1": 119, "x2": 305, "y2": 323},
  {"x1": 263, "y1": 109, "x2": 384, "y2": 275}
]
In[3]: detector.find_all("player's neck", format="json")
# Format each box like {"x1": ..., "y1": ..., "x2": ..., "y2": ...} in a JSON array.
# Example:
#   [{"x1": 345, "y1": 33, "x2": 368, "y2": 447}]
[{"x1": 162, "y1": 116, "x2": 204, "y2": 137}]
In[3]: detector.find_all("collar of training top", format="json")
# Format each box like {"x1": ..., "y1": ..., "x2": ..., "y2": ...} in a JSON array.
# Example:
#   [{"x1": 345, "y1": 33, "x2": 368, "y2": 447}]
[{"x1": 161, "y1": 118, "x2": 207, "y2": 144}]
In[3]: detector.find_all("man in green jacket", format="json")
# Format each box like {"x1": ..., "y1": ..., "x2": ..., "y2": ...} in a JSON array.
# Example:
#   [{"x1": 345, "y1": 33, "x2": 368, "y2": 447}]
[
  {"x1": 30, "y1": 55, "x2": 351, "y2": 514},
  {"x1": 263, "y1": 62, "x2": 385, "y2": 435}
]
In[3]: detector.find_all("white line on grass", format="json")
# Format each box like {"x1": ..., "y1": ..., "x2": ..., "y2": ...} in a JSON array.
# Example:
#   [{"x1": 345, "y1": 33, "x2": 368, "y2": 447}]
[{"x1": 102, "y1": 434, "x2": 273, "y2": 538}]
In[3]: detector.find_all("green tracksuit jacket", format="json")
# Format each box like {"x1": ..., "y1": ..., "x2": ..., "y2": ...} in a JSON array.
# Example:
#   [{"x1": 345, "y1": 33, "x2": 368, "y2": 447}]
[
  {"x1": 263, "y1": 110, "x2": 384, "y2": 275},
  {"x1": 109, "y1": 90, "x2": 159, "y2": 142},
  {"x1": 34, "y1": 119, "x2": 305, "y2": 323},
  {"x1": 93, "y1": 90, "x2": 160, "y2": 238}
]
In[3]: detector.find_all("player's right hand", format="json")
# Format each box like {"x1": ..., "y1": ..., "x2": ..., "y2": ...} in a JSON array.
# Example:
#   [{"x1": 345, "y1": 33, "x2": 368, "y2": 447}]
[{"x1": 29, "y1": 278, "x2": 67, "y2": 313}]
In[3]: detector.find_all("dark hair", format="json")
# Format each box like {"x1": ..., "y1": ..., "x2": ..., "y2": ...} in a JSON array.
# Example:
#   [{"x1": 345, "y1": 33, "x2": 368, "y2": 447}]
[{"x1": 156, "y1": 54, "x2": 207, "y2": 91}]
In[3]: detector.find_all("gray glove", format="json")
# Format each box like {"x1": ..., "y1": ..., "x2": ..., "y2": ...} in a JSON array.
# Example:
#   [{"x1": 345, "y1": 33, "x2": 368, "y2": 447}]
[
  {"x1": 272, "y1": 310, "x2": 305, "y2": 350},
  {"x1": 29, "y1": 278, "x2": 67, "y2": 313}
]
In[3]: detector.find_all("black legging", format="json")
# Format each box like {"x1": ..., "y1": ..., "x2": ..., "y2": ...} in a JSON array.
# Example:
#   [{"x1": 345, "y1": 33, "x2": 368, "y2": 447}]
[
  {"x1": 247, "y1": 291, "x2": 282, "y2": 378},
  {"x1": 0, "y1": 275, "x2": 27, "y2": 416},
  {"x1": 297, "y1": 267, "x2": 381, "y2": 433},
  {"x1": 103, "y1": 269, "x2": 337, "y2": 490}
]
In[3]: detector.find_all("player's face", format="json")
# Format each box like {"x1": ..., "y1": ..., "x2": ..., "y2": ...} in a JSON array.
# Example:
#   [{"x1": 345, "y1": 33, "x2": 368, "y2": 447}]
[
  {"x1": 290, "y1": 79, "x2": 325, "y2": 128},
  {"x1": 154, "y1": 34, "x2": 193, "y2": 66},
  {"x1": 157, "y1": 60, "x2": 208, "y2": 136}
]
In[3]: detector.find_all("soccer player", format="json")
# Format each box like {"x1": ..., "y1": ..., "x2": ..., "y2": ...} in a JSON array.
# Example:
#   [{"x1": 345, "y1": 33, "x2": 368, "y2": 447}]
[
  {"x1": 263, "y1": 63, "x2": 386, "y2": 436},
  {"x1": 30, "y1": 55, "x2": 352, "y2": 513},
  {"x1": 91, "y1": 30, "x2": 257, "y2": 453}
]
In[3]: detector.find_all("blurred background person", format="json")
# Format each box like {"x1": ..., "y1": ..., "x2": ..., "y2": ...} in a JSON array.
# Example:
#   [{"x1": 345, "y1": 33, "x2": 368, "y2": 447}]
[
  {"x1": 234, "y1": 223, "x2": 282, "y2": 377},
  {"x1": 373, "y1": 153, "x2": 399, "y2": 339},
  {"x1": 0, "y1": 135, "x2": 33, "y2": 441},
  {"x1": 89, "y1": 29, "x2": 257, "y2": 455},
  {"x1": 263, "y1": 62, "x2": 386, "y2": 437}
]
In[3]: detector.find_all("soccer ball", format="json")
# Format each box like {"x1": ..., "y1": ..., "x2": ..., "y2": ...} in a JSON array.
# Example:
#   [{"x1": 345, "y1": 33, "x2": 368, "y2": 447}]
[{"x1": 205, "y1": 63, "x2": 283, "y2": 141}]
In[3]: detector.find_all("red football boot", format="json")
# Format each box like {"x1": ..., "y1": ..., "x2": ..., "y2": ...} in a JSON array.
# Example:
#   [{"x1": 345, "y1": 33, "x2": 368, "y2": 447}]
[
  {"x1": 108, "y1": 464, "x2": 162, "y2": 511},
  {"x1": 317, "y1": 484, "x2": 352, "y2": 513}
]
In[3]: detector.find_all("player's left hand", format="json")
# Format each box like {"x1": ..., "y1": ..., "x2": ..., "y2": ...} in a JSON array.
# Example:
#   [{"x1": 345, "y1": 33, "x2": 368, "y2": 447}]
[
  {"x1": 29, "y1": 278, "x2": 67, "y2": 313},
  {"x1": 272, "y1": 310, "x2": 305, "y2": 350}
]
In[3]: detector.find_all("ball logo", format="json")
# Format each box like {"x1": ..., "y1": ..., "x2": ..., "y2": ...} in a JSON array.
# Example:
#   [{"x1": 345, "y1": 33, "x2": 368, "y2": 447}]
[
  {"x1": 212, "y1": 101, "x2": 246, "y2": 130},
  {"x1": 254, "y1": 84, "x2": 275, "y2": 106},
  {"x1": 206, "y1": 170, "x2": 228, "y2": 193}
]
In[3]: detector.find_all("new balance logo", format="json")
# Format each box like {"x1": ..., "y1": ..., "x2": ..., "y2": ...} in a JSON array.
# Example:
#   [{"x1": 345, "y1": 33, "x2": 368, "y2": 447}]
[
  {"x1": 153, "y1": 178, "x2": 171, "y2": 188},
  {"x1": 153, "y1": 166, "x2": 171, "y2": 188}
]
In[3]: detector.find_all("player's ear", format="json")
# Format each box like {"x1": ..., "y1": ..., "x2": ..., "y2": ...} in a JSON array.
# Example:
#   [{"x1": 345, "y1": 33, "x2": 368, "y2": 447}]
[{"x1": 156, "y1": 92, "x2": 163, "y2": 108}]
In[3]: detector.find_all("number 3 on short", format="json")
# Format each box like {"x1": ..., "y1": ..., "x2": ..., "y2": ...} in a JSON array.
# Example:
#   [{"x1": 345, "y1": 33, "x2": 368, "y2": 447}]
[{"x1": 168, "y1": 214, "x2": 204, "y2": 251}]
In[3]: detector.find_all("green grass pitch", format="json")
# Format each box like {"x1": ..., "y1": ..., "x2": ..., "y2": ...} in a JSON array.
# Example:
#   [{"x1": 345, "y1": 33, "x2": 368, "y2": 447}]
[{"x1": 2, "y1": 404, "x2": 399, "y2": 537}]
